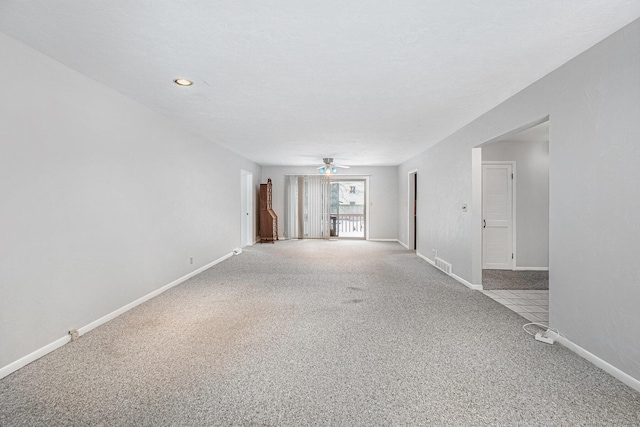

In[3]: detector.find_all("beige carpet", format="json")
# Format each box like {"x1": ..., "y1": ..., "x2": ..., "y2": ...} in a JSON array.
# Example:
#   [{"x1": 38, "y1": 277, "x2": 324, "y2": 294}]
[{"x1": 0, "y1": 240, "x2": 638, "y2": 426}]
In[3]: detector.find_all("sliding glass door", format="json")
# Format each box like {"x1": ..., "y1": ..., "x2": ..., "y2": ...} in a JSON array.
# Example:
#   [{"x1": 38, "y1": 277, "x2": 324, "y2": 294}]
[
  {"x1": 330, "y1": 180, "x2": 365, "y2": 239},
  {"x1": 286, "y1": 176, "x2": 366, "y2": 240}
]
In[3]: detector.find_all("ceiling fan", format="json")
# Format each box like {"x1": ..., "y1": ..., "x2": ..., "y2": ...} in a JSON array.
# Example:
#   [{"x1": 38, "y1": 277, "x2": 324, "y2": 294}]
[{"x1": 317, "y1": 158, "x2": 350, "y2": 175}]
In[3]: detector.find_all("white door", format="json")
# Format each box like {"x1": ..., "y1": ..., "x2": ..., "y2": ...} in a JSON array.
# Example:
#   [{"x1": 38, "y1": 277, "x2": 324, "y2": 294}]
[{"x1": 482, "y1": 164, "x2": 513, "y2": 269}]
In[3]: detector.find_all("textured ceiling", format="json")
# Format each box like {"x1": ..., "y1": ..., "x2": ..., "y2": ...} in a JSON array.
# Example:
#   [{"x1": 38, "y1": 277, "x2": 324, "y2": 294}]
[{"x1": 1, "y1": 1, "x2": 638, "y2": 166}]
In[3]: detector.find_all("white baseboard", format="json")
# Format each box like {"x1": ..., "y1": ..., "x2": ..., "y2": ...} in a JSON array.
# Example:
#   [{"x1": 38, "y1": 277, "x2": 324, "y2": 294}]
[
  {"x1": 397, "y1": 240, "x2": 410, "y2": 249},
  {"x1": 416, "y1": 252, "x2": 483, "y2": 290},
  {"x1": 545, "y1": 330, "x2": 640, "y2": 393},
  {"x1": 514, "y1": 266, "x2": 549, "y2": 271},
  {"x1": 368, "y1": 238, "x2": 399, "y2": 242},
  {"x1": 451, "y1": 273, "x2": 483, "y2": 290},
  {"x1": 416, "y1": 251, "x2": 435, "y2": 266},
  {"x1": 0, "y1": 251, "x2": 233, "y2": 381},
  {"x1": 0, "y1": 335, "x2": 69, "y2": 380}
]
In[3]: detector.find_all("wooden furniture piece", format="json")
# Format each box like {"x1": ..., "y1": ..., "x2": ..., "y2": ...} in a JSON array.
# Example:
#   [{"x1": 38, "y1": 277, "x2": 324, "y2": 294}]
[{"x1": 259, "y1": 178, "x2": 278, "y2": 243}]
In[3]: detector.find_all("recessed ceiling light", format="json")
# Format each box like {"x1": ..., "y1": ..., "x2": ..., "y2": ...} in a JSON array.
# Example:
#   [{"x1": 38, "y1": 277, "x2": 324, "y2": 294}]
[{"x1": 174, "y1": 78, "x2": 193, "y2": 86}]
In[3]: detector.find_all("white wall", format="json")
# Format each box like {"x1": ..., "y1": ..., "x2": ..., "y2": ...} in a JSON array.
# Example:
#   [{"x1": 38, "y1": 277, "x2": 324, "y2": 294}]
[
  {"x1": 398, "y1": 19, "x2": 640, "y2": 381},
  {"x1": 482, "y1": 140, "x2": 549, "y2": 269},
  {"x1": 262, "y1": 166, "x2": 398, "y2": 240},
  {"x1": 0, "y1": 33, "x2": 261, "y2": 370}
]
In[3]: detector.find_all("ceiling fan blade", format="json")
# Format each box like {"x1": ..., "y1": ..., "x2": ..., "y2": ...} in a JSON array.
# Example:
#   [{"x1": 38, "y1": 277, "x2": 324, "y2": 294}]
[{"x1": 333, "y1": 164, "x2": 350, "y2": 169}]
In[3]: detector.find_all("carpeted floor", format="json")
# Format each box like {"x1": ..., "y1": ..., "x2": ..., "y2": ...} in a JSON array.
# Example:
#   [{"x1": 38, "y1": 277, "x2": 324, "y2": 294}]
[
  {"x1": 482, "y1": 269, "x2": 549, "y2": 290},
  {"x1": 1, "y1": 241, "x2": 638, "y2": 426}
]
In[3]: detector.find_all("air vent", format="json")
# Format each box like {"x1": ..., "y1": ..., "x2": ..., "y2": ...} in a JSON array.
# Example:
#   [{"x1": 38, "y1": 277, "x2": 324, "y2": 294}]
[{"x1": 434, "y1": 257, "x2": 452, "y2": 275}]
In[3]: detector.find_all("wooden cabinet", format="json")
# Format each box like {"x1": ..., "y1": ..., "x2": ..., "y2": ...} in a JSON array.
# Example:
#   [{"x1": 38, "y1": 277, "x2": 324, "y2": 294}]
[{"x1": 259, "y1": 178, "x2": 278, "y2": 243}]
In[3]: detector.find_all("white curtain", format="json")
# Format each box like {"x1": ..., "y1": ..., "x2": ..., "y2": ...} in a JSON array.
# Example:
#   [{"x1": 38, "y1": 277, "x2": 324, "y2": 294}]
[
  {"x1": 285, "y1": 175, "x2": 299, "y2": 239},
  {"x1": 285, "y1": 175, "x2": 330, "y2": 239},
  {"x1": 305, "y1": 175, "x2": 330, "y2": 239}
]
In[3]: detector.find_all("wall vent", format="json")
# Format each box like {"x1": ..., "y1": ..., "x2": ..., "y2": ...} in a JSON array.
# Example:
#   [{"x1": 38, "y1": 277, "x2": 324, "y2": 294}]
[{"x1": 434, "y1": 257, "x2": 452, "y2": 275}]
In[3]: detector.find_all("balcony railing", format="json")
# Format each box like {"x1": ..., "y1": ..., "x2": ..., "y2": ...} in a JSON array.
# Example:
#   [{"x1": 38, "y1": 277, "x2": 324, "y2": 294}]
[{"x1": 330, "y1": 213, "x2": 364, "y2": 237}]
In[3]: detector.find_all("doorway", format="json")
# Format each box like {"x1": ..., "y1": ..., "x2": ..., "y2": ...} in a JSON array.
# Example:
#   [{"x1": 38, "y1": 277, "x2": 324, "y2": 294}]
[
  {"x1": 474, "y1": 119, "x2": 550, "y2": 323},
  {"x1": 408, "y1": 170, "x2": 417, "y2": 250},
  {"x1": 240, "y1": 170, "x2": 254, "y2": 247},
  {"x1": 329, "y1": 180, "x2": 366, "y2": 239}
]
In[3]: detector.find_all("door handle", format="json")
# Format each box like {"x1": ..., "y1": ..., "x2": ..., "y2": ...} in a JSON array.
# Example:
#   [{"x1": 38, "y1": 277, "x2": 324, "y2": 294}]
[{"x1": 483, "y1": 219, "x2": 486, "y2": 229}]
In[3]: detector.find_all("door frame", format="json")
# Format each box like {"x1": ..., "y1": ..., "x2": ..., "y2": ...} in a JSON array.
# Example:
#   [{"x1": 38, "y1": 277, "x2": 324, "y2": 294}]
[
  {"x1": 471, "y1": 116, "x2": 549, "y2": 286},
  {"x1": 407, "y1": 170, "x2": 418, "y2": 250},
  {"x1": 240, "y1": 170, "x2": 254, "y2": 247},
  {"x1": 329, "y1": 177, "x2": 368, "y2": 240},
  {"x1": 482, "y1": 161, "x2": 516, "y2": 270}
]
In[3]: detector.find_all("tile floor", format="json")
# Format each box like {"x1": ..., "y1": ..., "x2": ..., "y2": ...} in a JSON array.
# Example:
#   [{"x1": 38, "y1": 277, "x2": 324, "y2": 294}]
[{"x1": 481, "y1": 289, "x2": 549, "y2": 323}]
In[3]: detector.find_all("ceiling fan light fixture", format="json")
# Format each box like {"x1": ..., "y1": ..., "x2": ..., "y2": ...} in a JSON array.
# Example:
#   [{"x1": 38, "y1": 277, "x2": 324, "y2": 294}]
[
  {"x1": 173, "y1": 78, "x2": 193, "y2": 86},
  {"x1": 318, "y1": 167, "x2": 338, "y2": 175},
  {"x1": 317, "y1": 157, "x2": 348, "y2": 174}
]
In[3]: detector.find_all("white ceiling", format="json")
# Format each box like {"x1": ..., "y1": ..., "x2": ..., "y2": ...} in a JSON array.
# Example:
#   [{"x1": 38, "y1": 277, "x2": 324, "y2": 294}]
[{"x1": 1, "y1": 1, "x2": 638, "y2": 166}]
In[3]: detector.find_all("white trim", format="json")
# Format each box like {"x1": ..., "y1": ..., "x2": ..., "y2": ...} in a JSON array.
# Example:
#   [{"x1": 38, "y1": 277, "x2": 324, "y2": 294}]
[
  {"x1": 513, "y1": 266, "x2": 549, "y2": 271},
  {"x1": 0, "y1": 251, "x2": 233, "y2": 380},
  {"x1": 397, "y1": 240, "x2": 410, "y2": 249},
  {"x1": 512, "y1": 163, "x2": 517, "y2": 269},
  {"x1": 416, "y1": 251, "x2": 435, "y2": 266},
  {"x1": 0, "y1": 335, "x2": 69, "y2": 380},
  {"x1": 365, "y1": 177, "x2": 370, "y2": 241},
  {"x1": 416, "y1": 252, "x2": 483, "y2": 290},
  {"x1": 240, "y1": 169, "x2": 254, "y2": 248},
  {"x1": 471, "y1": 147, "x2": 483, "y2": 284},
  {"x1": 369, "y1": 238, "x2": 398, "y2": 242},
  {"x1": 329, "y1": 176, "x2": 369, "y2": 241},
  {"x1": 452, "y1": 273, "x2": 483, "y2": 290},
  {"x1": 407, "y1": 169, "x2": 418, "y2": 251},
  {"x1": 416, "y1": 251, "x2": 436, "y2": 267},
  {"x1": 545, "y1": 330, "x2": 640, "y2": 393}
]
